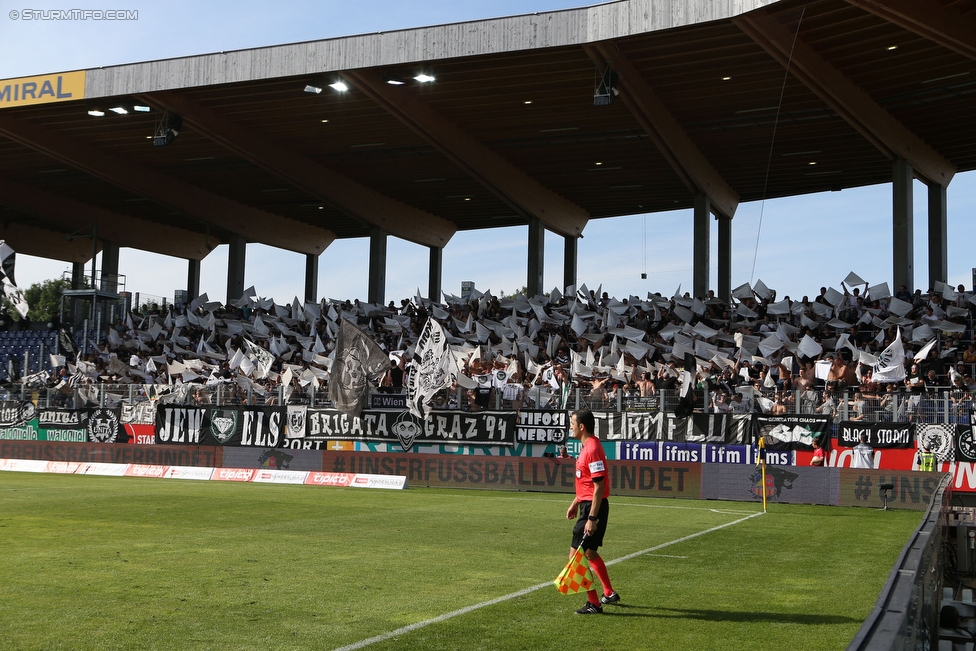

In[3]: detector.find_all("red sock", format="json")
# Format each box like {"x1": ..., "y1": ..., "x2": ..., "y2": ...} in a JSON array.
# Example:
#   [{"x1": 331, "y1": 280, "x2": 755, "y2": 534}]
[
  {"x1": 586, "y1": 589, "x2": 600, "y2": 606},
  {"x1": 588, "y1": 555, "x2": 614, "y2": 596}
]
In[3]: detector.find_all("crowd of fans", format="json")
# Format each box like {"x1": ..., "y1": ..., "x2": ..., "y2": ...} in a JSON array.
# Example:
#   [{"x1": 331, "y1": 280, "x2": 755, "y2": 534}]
[{"x1": 21, "y1": 278, "x2": 976, "y2": 421}]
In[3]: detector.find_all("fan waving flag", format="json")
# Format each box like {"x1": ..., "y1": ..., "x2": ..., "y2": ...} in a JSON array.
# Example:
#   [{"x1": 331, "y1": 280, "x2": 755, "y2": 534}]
[
  {"x1": 873, "y1": 328, "x2": 907, "y2": 383},
  {"x1": 554, "y1": 543, "x2": 595, "y2": 595},
  {"x1": 328, "y1": 318, "x2": 391, "y2": 419},
  {"x1": 0, "y1": 241, "x2": 28, "y2": 318},
  {"x1": 407, "y1": 318, "x2": 458, "y2": 421}
]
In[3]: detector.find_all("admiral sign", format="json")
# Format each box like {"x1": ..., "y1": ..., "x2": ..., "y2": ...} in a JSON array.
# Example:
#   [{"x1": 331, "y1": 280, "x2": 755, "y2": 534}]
[{"x1": 0, "y1": 71, "x2": 85, "y2": 109}]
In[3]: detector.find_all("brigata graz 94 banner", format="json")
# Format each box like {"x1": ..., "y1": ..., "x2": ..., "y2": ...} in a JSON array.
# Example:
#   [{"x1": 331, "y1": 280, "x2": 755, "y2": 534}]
[{"x1": 299, "y1": 409, "x2": 517, "y2": 451}]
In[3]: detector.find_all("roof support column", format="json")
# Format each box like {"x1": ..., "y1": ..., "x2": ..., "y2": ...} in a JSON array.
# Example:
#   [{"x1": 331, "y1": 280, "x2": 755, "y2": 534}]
[
  {"x1": 187, "y1": 259, "x2": 201, "y2": 301},
  {"x1": 527, "y1": 217, "x2": 544, "y2": 298},
  {"x1": 71, "y1": 262, "x2": 85, "y2": 290},
  {"x1": 304, "y1": 253, "x2": 319, "y2": 304},
  {"x1": 227, "y1": 234, "x2": 246, "y2": 305},
  {"x1": 717, "y1": 215, "x2": 732, "y2": 304},
  {"x1": 368, "y1": 228, "x2": 387, "y2": 306},
  {"x1": 564, "y1": 234, "x2": 577, "y2": 295},
  {"x1": 893, "y1": 158, "x2": 914, "y2": 294},
  {"x1": 428, "y1": 246, "x2": 442, "y2": 302},
  {"x1": 928, "y1": 182, "x2": 947, "y2": 291},
  {"x1": 100, "y1": 241, "x2": 119, "y2": 293},
  {"x1": 693, "y1": 193, "x2": 711, "y2": 300}
]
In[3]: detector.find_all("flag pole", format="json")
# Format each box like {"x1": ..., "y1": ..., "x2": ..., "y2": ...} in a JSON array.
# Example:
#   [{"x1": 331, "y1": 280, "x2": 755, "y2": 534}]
[{"x1": 758, "y1": 435, "x2": 768, "y2": 513}]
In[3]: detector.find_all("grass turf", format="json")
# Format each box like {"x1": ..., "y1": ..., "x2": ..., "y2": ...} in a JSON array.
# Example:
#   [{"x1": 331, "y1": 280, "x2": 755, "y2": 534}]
[{"x1": 0, "y1": 472, "x2": 922, "y2": 650}]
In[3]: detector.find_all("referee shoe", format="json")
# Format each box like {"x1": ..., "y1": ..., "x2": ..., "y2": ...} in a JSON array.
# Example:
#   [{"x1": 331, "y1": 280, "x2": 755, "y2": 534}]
[
  {"x1": 600, "y1": 591, "x2": 621, "y2": 605},
  {"x1": 575, "y1": 601, "x2": 603, "y2": 615}
]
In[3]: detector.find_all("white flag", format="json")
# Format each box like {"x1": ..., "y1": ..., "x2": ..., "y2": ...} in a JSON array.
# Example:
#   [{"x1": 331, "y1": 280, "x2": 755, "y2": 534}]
[
  {"x1": 0, "y1": 241, "x2": 28, "y2": 318},
  {"x1": 873, "y1": 329, "x2": 906, "y2": 383}
]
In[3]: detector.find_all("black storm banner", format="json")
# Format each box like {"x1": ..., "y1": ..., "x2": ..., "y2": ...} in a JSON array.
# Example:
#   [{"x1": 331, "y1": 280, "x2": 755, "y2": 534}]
[
  {"x1": 836, "y1": 422, "x2": 913, "y2": 448},
  {"x1": 303, "y1": 409, "x2": 516, "y2": 451}
]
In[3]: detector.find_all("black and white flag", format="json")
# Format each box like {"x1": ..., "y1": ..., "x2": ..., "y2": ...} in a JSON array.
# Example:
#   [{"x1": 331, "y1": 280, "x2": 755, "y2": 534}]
[
  {"x1": 327, "y1": 318, "x2": 390, "y2": 419},
  {"x1": 407, "y1": 318, "x2": 458, "y2": 421},
  {"x1": 0, "y1": 241, "x2": 28, "y2": 318}
]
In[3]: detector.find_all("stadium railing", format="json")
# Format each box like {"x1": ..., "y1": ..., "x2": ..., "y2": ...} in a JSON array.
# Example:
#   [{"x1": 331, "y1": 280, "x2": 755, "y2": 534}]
[
  {"x1": 4, "y1": 382, "x2": 972, "y2": 425},
  {"x1": 845, "y1": 472, "x2": 951, "y2": 651}
]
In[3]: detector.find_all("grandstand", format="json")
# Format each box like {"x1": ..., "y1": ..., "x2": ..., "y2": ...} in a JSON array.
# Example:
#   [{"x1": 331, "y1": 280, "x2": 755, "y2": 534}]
[{"x1": 2, "y1": 0, "x2": 976, "y2": 647}]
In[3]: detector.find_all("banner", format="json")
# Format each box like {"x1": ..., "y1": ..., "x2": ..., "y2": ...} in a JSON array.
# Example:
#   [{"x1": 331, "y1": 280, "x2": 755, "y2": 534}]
[
  {"x1": 956, "y1": 423, "x2": 976, "y2": 463},
  {"x1": 516, "y1": 410, "x2": 568, "y2": 444},
  {"x1": 120, "y1": 402, "x2": 157, "y2": 444},
  {"x1": 593, "y1": 412, "x2": 748, "y2": 445},
  {"x1": 304, "y1": 409, "x2": 516, "y2": 451},
  {"x1": 0, "y1": 403, "x2": 87, "y2": 442},
  {"x1": 370, "y1": 394, "x2": 407, "y2": 410},
  {"x1": 155, "y1": 406, "x2": 287, "y2": 447},
  {"x1": 754, "y1": 415, "x2": 830, "y2": 450},
  {"x1": 87, "y1": 408, "x2": 126, "y2": 444},
  {"x1": 915, "y1": 423, "x2": 955, "y2": 462},
  {"x1": 836, "y1": 422, "x2": 913, "y2": 448}
]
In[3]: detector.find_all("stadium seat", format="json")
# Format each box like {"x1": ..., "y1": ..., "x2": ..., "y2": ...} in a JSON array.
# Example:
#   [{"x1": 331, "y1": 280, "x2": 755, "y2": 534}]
[
  {"x1": 963, "y1": 589, "x2": 973, "y2": 603},
  {"x1": 947, "y1": 587, "x2": 957, "y2": 600}
]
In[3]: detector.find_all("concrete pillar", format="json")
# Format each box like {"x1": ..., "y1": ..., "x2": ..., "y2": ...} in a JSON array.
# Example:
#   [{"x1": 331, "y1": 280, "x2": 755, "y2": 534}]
[
  {"x1": 717, "y1": 215, "x2": 732, "y2": 303},
  {"x1": 71, "y1": 262, "x2": 85, "y2": 290},
  {"x1": 428, "y1": 246, "x2": 442, "y2": 302},
  {"x1": 226, "y1": 234, "x2": 246, "y2": 305},
  {"x1": 693, "y1": 193, "x2": 711, "y2": 299},
  {"x1": 187, "y1": 259, "x2": 201, "y2": 300},
  {"x1": 563, "y1": 234, "x2": 577, "y2": 295},
  {"x1": 928, "y1": 182, "x2": 947, "y2": 291},
  {"x1": 892, "y1": 158, "x2": 914, "y2": 293},
  {"x1": 100, "y1": 241, "x2": 119, "y2": 293},
  {"x1": 527, "y1": 217, "x2": 544, "y2": 298},
  {"x1": 368, "y1": 228, "x2": 387, "y2": 305},
  {"x1": 304, "y1": 253, "x2": 319, "y2": 304}
]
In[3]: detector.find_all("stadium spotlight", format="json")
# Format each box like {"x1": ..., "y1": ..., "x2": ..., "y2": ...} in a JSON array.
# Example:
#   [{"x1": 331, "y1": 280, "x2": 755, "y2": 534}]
[
  {"x1": 383, "y1": 73, "x2": 406, "y2": 85},
  {"x1": 87, "y1": 108, "x2": 105, "y2": 117},
  {"x1": 593, "y1": 64, "x2": 618, "y2": 106},
  {"x1": 304, "y1": 84, "x2": 322, "y2": 94},
  {"x1": 153, "y1": 111, "x2": 182, "y2": 147},
  {"x1": 132, "y1": 105, "x2": 151, "y2": 113},
  {"x1": 413, "y1": 73, "x2": 435, "y2": 83},
  {"x1": 109, "y1": 106, "x2": 129, "y2": 115},
  {"x1": 329, "y1": 81, "x2": 349, "y2": 92}
]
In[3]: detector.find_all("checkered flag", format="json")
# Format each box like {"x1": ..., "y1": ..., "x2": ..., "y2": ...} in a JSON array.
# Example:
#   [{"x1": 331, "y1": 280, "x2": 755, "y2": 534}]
[{"x1": 554, "y1": 541, "x2": 595, "y2": 595}]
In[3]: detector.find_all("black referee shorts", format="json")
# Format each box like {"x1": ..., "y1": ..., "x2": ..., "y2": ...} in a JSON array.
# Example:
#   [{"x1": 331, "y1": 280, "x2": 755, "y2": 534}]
[{"x1": 572, "y1": 498, "x2": 609, "y2": 551}]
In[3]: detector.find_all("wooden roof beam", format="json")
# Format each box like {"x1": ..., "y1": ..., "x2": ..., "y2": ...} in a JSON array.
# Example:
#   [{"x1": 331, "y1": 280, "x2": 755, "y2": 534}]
[
  {"x1": 844, "y1": 0, "x2": 976, "y2": 61},
  {"x1": 0, "y1": 176, "x2": 215, "y2": 260},
  {"x1": 0, "y1": 221, "x2": 101, "y2": 264},
  {"x1": 734, "y1": 9, "x2": 956, "y2": 188},
  {"x1": 0, "y1": 114, "x2": 335, "y2": 255},
  {"x1": 342, "y1": 69, "x2": 589, "y2": 238},
  {"x1": 139, "y1": 92, "x2": 456, "y2": 248},
  {"x1": 585, "y1": 42, "x2": 740, "y2": 219}
]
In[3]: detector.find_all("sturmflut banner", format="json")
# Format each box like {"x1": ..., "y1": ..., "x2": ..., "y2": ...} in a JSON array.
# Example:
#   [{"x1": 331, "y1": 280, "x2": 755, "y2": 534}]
[{"x1": 592, "y1": 411, "x2": 750, "y2": 445}]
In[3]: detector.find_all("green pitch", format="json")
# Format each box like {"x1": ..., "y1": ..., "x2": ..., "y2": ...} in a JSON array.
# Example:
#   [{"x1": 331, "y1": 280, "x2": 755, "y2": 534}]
[{"x1": 0, "y1": 473, "x2": 922, "y2": 650}]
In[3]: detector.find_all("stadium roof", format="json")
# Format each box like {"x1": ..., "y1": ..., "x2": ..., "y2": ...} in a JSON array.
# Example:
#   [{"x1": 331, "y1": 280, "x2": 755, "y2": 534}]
[{"x1": 0, "y1": 0, "x2": 973, "y2": 265}]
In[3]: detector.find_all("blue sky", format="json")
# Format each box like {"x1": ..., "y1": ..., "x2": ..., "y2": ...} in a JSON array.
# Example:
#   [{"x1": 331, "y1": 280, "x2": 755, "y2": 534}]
[{"x1": 1, "y1": 0, "x2": 973, "y2": 305}]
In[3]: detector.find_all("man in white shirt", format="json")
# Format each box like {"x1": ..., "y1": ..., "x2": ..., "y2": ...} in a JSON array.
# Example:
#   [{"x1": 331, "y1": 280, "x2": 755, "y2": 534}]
[{"x1": 851, "y1": 433, "x2": 874, "y2": 469}]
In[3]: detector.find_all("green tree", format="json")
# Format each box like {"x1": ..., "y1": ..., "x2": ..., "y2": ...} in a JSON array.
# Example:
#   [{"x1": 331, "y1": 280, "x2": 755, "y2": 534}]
[{"x1": 2, "y1": 277, "x2": 71, "y2": 323}]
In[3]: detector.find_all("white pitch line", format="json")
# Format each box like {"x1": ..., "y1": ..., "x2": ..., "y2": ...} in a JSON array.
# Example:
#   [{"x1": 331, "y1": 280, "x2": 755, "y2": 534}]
[{"x1": 329, "y1": 510, "x2": 764, "y2": 651}]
